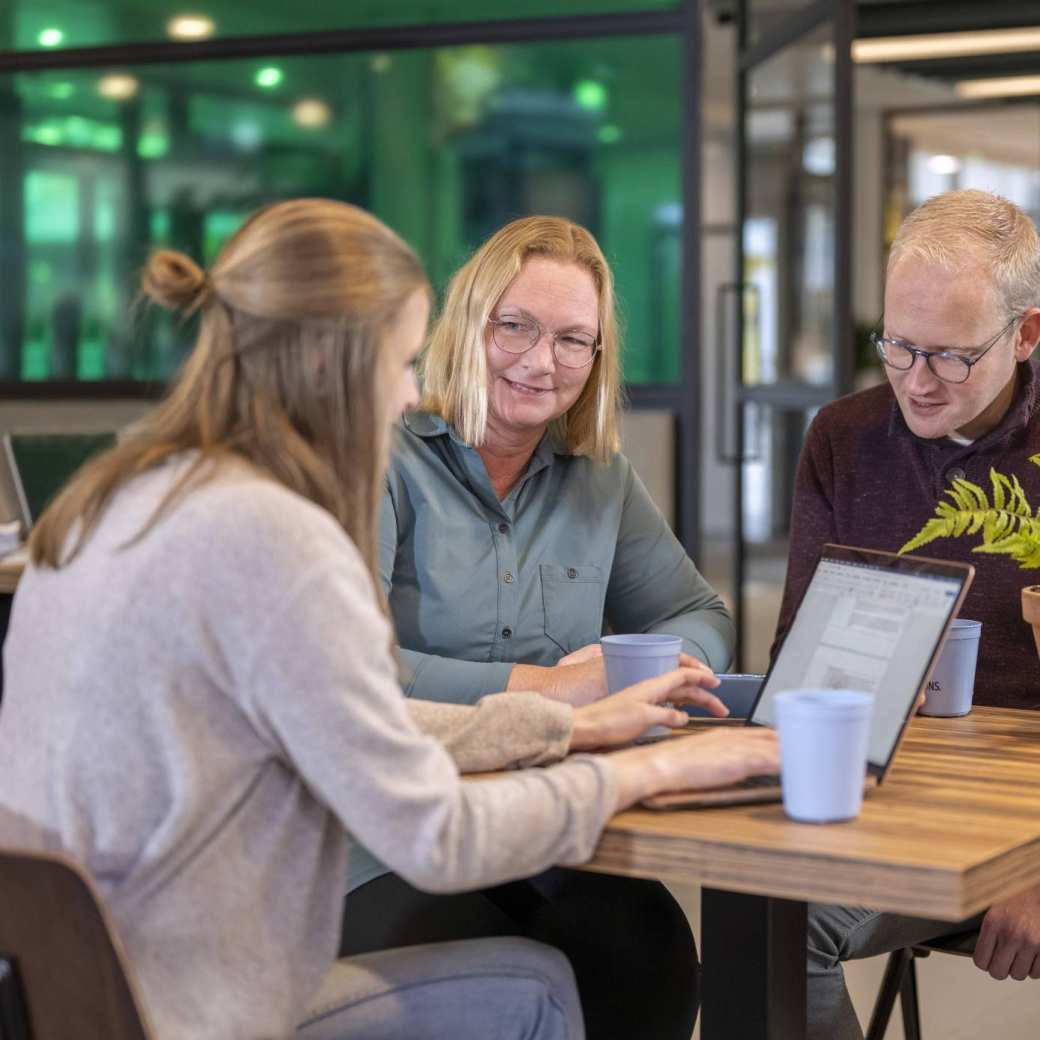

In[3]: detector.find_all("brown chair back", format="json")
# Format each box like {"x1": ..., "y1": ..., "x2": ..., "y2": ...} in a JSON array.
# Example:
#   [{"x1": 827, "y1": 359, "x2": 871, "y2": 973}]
[{"x1": 0, "y1": 846, "x2": 152, "y2": 1040}]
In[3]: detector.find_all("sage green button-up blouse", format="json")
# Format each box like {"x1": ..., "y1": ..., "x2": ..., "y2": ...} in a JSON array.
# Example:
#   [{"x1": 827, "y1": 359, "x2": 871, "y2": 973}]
[{"x1": 383, "y1": 410, "x2": 735, "y2": 704}]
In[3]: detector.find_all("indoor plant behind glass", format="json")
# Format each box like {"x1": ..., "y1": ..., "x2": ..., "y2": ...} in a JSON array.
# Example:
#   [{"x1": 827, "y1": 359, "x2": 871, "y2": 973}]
[{"x1": 899, "y1": 455, "x2": 1040, "y2": 659}]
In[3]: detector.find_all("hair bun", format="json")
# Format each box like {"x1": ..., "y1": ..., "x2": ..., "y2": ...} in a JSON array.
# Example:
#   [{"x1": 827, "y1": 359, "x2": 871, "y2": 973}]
[{"x1": 142, "y1": 249, "x2": 208, "y2": 312}]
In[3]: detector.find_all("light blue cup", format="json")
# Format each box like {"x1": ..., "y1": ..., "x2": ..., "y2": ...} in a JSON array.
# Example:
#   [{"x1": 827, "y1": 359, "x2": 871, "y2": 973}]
[
  {"x1": 601, "y1": 634, "x2": 682, "y2": 737},
  {"x1": 773, "y1": 689, "x2": 874, "y2": 823},
  {"x1": 920, "y1": 619, "x2": 982, "y2": 718},
  {"x1": 601, "y1": 634, "x2": 682, "y2": 691}
]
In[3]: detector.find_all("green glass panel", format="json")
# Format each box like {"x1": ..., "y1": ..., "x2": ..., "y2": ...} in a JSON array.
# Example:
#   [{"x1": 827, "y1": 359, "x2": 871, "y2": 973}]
[
  {"x1": 1, "y1": 33, "x2": 681, "y2": 385},
  {"x1": 3, "y1": 0, "x2": 678, "y2": 52}
]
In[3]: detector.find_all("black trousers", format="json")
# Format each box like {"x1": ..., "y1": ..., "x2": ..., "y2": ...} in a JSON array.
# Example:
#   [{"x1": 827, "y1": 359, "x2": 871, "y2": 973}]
[{"x1": 340, "y1": 867, "x2": 699, "y2": 1040}]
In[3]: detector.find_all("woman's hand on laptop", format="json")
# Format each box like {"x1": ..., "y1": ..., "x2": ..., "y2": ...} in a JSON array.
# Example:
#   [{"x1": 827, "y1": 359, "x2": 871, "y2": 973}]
[
  {"x1": 569, "y1": 662, "x2": 725, "y2": 750},
  {"x1": 511, "y1": 643, "x2": 714, "y2": 708},
  {"x1": 607, "y1": 728, "x2": 781, "y2": 811}
]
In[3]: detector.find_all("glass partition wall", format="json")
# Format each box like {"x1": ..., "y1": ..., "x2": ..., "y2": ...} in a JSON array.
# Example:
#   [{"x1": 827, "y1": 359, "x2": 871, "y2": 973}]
[
  {"x1": 1, "y1": 27, "x2": 685, "y2": 385},
  {"x1": 701, "y1": 0, "x2": 855, "y2": 670},
  {"x1": 0, "y1": 1, "x2": 704, "y2": 548}
]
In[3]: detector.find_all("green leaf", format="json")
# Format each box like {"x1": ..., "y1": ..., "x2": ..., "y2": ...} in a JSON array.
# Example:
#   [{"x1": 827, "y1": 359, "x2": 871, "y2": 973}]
[
  {"x1": 992, "y1": 468, "x2": 1008, "y2": 511},
  {"x1": 899, "y1": 517, "x2": 957, "y2": 555},
  {"x1": 900, "y1": 462, "x2": 1040, "y2": 568}
]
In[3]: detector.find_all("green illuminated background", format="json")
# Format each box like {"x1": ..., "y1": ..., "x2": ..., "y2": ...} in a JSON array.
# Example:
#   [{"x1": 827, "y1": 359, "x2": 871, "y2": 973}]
[{"x1": 0, "y1": 2, "x2": 684, "y2": 386}]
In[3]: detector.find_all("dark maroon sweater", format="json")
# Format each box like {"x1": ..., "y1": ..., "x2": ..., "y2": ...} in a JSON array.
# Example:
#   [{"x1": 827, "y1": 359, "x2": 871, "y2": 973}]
[{"x1": 775, "y1": 361, "x2": 1040, "y2": 709}]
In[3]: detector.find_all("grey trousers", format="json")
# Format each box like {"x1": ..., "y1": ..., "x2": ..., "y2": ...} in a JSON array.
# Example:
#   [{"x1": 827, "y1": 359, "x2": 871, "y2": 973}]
[
  {"x1": 297, "y1": 936, "x2": 585, "y2": 1040},
  {"x1": 807, "y1": 903, "x2": 984, "y2": 1040}
]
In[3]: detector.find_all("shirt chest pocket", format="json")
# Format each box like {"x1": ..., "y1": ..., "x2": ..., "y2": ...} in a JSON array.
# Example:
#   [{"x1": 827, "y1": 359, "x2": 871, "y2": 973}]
[{"x1": 539, "y1": 564, "x2": 606, "y2": 655}]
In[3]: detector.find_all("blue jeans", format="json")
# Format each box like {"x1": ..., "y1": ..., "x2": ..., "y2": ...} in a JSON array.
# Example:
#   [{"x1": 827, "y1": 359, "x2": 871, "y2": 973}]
[
  {"x1": 807, "y1": 903, "x2": 983, "y2": 1040},
  {"x1": 298, "y1": 937, "x2": 584, "y2": 1040}
]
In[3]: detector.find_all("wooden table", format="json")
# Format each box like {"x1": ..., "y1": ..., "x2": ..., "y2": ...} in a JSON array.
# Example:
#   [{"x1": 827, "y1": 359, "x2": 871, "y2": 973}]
[
  {"x1": 0, "y1": 551, "x2": 24, "y2": 596},
  {"x1": 583, "y1": 708, "x2": 1040, "y2": 1039}
]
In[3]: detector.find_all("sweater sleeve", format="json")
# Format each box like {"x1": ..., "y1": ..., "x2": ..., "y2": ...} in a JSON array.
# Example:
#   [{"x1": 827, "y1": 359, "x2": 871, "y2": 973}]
[
  {"x1": 772, "y1": 414, "x2": 839, "y2": 659},
  {"x1": 606, "y1": 459, "x2": 735, "y2": 670},
  {"x1": 236, "y1": 534, "x2": 617, "y2": 894},
  {"x1": 404, "y1": 693, "x2": 573, "y2": 771}
]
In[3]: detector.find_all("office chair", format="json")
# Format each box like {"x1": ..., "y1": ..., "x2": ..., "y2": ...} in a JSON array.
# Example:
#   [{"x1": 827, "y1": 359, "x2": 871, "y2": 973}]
[
  {"x1": 0, "y1": 846, "x2": 153, "y2": 1040},
  {"x1": 865, "y1": 931, "x2": 978, "y2": 1040}
]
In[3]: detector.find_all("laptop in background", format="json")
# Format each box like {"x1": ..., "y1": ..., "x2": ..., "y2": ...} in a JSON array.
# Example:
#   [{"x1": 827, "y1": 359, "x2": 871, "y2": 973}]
[
  {"x1": 0, "y1": 433, "x2": 115, "y2": 539},
  {"x1": 644, "y1": 544, "x2": 975, "y2": 809}
]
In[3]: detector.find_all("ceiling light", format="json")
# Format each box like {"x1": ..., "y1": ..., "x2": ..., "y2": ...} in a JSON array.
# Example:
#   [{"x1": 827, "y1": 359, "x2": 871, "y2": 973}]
[
  {"x1": 38, "y1": 28, "x2": 64, "y2": 48},
  {"x1": 292, "y1": 99, "x2": 331, "y2": 129},
  {"x1": 167, "y1": 14, "x2": 216, "y2": 40},
  {"x1": 956, "y1": 75, "x2": 1040, "y2": 99},
  {"x1": 853, "y1": 27, "x2": 1040, "y2": 64},
  {"x1": 98, "y1": 74, "x2": 139, "y2": 100},
  {"x1": 574, "y1": 79, "x2": 607, "y2": 111},
  {"x1": 255, "y1": 66, "x2": 283, "y2": 89},
  {"x1": 927, "y1": 154, "x2": 962, "y2": 176}
]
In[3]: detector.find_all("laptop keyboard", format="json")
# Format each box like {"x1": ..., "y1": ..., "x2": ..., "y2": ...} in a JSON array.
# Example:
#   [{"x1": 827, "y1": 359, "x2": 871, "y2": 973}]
[{"x1": 736, "y1": 773, "x2": 781, "y2": 789}]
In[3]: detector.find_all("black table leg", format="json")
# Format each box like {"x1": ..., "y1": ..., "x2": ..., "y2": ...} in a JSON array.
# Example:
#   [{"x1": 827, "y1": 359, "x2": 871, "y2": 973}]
[{"x1": 701, "y1": 887, "x2": 807, "y2": 1040}]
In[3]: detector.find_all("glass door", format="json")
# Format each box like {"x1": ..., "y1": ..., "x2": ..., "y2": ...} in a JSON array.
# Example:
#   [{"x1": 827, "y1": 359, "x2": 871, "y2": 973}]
[{"x1": 722, "y1": 0, "x2": 855, "y2": 670}]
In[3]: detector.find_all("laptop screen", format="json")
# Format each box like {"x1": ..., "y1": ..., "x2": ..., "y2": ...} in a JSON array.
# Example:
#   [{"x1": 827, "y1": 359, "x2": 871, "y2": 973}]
[
  {"x1": 751, "y1": 545, "x2": 973, "y2": 773},
  {"x1": 2, "y1": 433, "x2": 115, "y2": 531}
]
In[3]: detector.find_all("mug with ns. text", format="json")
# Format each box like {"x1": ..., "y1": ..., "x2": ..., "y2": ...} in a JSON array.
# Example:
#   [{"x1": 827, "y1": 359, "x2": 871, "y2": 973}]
[{"x1": 919, "y1": 619, "x2": 982, "y2": 718}]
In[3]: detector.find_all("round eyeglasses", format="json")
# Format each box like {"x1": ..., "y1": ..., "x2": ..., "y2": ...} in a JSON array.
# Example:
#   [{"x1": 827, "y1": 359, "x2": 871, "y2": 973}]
[
  {"x1": 488, "y1": 315, "x2": 602, "y2": 369},
  {"x1": 871, "y1": 315, "x2": 1021, "y2": 385}
]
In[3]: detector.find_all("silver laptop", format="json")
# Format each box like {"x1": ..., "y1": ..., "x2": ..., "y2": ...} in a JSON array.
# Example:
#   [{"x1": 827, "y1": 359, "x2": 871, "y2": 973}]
[
  {"x1": 0, "y1": 436, "x2": 31, "y2": 538},
  {"x1": 0, "y1": 432, "x2": 116, "y2": 541},
  {"x1": 644, "y1": 544, "x2": 975, "y2": 809}
]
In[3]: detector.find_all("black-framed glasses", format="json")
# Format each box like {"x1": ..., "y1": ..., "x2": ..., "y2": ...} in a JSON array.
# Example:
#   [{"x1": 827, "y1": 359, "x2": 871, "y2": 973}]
[
  {"x1": 488, "y1": 314, "x2": 602, "y2": 369},
  {"x1": 871, "y1": 315, "x2": 1021, "y2": 385}
]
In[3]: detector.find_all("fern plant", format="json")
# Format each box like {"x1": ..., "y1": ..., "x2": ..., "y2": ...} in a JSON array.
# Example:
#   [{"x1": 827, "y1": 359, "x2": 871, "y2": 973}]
[{"x1": 899, "y1": 454, "x2": 1040, "y2": 568}]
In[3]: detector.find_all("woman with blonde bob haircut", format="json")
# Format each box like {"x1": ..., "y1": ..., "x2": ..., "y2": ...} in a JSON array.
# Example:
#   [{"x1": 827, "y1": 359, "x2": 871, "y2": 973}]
[
  {"x1": 422, "y1": 214, "x2": 623, "y2": 460},
  {"x1": 0, "y1": 199, "x2": 776, "y2": 1040},
  {"x1": 345, "y1": 215, "x2": 737, "y2": 1040}
]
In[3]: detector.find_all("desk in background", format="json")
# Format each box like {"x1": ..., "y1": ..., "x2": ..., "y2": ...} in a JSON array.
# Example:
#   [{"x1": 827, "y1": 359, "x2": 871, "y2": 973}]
[
  {"x1": 579, "y1": 708, "x2": 1040, "y2": 1040},
  {"x1": 0, "y1": 551, "x2": 24, "y2": 595}
]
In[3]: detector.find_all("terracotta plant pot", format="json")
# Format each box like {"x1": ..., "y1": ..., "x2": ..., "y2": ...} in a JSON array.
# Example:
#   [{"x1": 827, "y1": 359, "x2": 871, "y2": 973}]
[{"x1": 1022, "y1": 586, "x2": 1040, "y2": 661}]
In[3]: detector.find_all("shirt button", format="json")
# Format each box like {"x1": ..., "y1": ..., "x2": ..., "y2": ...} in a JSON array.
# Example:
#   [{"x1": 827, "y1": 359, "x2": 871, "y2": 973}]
[
  {"x1": 502, "y1": 627, "x2": 513, "y2": 639},
  {"x1": 566, "y1": 567, "x2": 578, "y2": 579},
  {"x1": 503, "y1": 572, "x2": 514, "y2": 584},
  {"x1": 498, "y1": 523, "x2": 509, "y2": 534},
  {"x1": 948, "y1": 467, "x2": 966, "y2": 483}
]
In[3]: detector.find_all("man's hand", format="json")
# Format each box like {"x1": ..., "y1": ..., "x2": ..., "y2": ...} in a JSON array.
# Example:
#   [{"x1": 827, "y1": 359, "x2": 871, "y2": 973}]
[{"x1": 974, "y1": 883, "x2": 1040, "y2": 980}]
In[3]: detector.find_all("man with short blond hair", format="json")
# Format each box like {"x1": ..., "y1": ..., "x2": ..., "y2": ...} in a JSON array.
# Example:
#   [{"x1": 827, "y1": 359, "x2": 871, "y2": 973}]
[{"x1": 776, "y1": 189, "x2": 1040, "y2": 1038}]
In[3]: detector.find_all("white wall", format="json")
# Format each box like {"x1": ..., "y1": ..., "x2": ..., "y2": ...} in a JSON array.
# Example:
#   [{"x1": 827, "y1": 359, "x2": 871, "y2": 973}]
[{"x1": 699, "y1": 12, "x2": 738, "y2": 543}]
